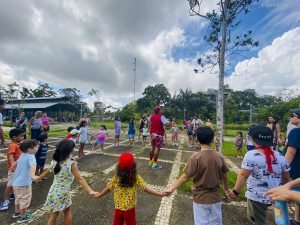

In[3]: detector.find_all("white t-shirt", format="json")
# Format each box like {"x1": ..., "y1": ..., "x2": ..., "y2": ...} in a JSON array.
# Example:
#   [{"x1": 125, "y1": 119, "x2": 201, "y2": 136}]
[
  {"x1": 79, "y1": 127, "x2": 88, "y2": 142},
  {"x1": 0, "y1": 112, "x2": 3, "y2": 125},
  {"x1": 191, "y1": 118, "x2": 204, "y2": 127},
  {"x1": 142, "y1": 128, "x2": 148, "y2": 136},
  {"x1": 242, "y1": 150, "x2": 290, "y2": 204},
  {"x1": 245, "y1": 134, "x2": 253, "y2": 146}
]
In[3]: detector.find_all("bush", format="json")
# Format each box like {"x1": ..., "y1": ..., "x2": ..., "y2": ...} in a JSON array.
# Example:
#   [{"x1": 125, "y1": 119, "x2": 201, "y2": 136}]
[{"x1": 225, "y1": 123, "x2": 250, "y2": 130}]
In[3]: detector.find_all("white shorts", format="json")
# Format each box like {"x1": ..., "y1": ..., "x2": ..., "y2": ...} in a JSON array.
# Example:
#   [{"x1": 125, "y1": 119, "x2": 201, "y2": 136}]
[{"x1": 193, "y1": 202, "x2": 222, "y2": 225}]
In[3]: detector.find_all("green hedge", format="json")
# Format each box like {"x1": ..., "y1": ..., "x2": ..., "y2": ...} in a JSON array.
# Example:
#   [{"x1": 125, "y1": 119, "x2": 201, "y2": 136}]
[{"x1": 225, "y1": 123, "x2": 250, "y2": 130}]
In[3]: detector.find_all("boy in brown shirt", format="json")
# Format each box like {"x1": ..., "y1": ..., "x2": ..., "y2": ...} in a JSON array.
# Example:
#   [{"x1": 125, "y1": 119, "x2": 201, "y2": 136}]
[{"x1": 164, "y1": 126, "x2": 230, "y2": 225}]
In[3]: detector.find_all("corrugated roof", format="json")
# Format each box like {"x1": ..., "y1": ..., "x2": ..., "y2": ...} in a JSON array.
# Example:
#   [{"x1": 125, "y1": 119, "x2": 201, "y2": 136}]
[{"x1": 5, "y1": 102, "x2": 61, "y2": 109}]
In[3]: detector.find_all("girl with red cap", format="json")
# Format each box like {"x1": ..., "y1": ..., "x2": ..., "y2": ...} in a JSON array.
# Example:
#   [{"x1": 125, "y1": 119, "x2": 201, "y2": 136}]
[{"x1": 95, "y1": 152, "x2": 166, "y2": 225}]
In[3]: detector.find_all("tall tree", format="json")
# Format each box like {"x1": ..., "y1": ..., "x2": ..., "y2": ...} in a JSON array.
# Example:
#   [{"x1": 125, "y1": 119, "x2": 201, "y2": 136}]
[
  {"x1": 59, "y1": 88, "x2": 82, "y2": 105},
  {"x1": 142, "y1": 84, "x2": 171, "y2": 106},
  {"x1": 20, "y1": 87, "x2": 34, "y2": 98},
  {"x1": 31, "y1": 82, "x2": 57, "y2": 97},
  {"x1": 188, "y1": 0, "x2": 259, "y2": 153}
]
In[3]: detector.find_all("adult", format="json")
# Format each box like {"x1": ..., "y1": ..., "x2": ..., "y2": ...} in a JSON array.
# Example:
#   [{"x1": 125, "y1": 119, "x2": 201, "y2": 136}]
[
  {"x1": 285, "y1": 127, "x2": 300, "y2": 225},
  {"x1": 15, "y1": 112, "x2": 28, "y2": 139},
  {"x1": 191, "y1": 115, "x2": 204, "y2": 127},
  {"x1": 79, "y1": 113, "x2": 91, "y2": 144},
  {"x1": 114, "y1": 116, "x2": 122, "y2": 147},
  {"x1": 138, "y1": 114, "x2": 148, "y2": 141},
  {"x1": 286, "y1": 110, "x2": 300, "y2": 140},
  {"x1": 41, "y1": 112, "x2": 54, "y2": 132},
  {"x1": 149, "y1": 106, "x2": 170, "y2": 169},
  {"x1": 266, "y1": 116, "x2": 281, "y2": 150},
  {"x1": 29, "y1": 111, "x2": 43, "y2": 140},
  {"x1": 229, "y1": 125, "x2": 290, "y2": 225},
  {"x1": 0, "y1": 98, "x2": 5, "y2": 147}
]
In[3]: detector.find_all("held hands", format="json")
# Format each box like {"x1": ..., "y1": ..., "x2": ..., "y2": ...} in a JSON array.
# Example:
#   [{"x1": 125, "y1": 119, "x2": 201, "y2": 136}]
[
  {"x1": 225, "y1": 189, "x2": 237, "y2": 201},
  {"x1": 265, "y1": 187, "x2": 291, "y2": 202},
  {"x1": 89, "y1": 190, "x2": 100, "y2": 198},
  {"x1": 162, "y1": 187, "x2": 174, "y2": 197}
]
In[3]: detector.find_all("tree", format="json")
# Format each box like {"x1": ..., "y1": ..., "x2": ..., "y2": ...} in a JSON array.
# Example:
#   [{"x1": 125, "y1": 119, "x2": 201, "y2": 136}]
[
  {"x1": 20, "y1": 87, "x2": 34, "y2": 98},
  {"x1": 59, "y1": 88, "x2": 82, "y2": 105},
  {"x1": 188, "y1": 0, "x2": 259, "y2": 153},
  {"x1": 31, "y1": 82, "x2": 57, "y2": 97},
  {"x1": 142, "y1": 84, "x2": 171, "y2": 106}
]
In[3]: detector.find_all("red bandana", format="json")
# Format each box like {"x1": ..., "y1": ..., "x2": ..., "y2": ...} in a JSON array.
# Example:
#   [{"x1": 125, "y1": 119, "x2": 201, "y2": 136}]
[{"x1": 256, "y1": 146, "x2": 277, "y2": 173}]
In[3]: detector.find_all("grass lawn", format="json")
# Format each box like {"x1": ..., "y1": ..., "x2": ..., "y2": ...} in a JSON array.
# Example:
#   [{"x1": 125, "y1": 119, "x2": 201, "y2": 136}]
[
  {"x1": 221, "y1": 141, "x2": 247, "y2": 157},
  {"x1": 224, "y1": 129, "x2": 248, "y2": 137},
  {"x1": 179, "y1": 167, "x2": 247, "y2": 201}
]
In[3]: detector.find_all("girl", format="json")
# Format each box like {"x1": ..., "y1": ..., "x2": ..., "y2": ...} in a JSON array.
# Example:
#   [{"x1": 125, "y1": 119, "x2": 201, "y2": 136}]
[
  {"x1": 37, "y1": 140, "x2": 98, "y2": 225},
  {"x1": 186, "y1": 120, "x2": 193, "y2": 148},
  {"x1": 41, "y1": 113, "x2": 54, "y2": 132},
  {"x1": 171, "y1": 123, "x2": 179, "y2": 146},
  {"x1": 93, "y1": 125, "x2": 108, "y2": 154},
  {"x1": 235, "y1": 131, "x2": 243, "y2": 158},
  {"x1": 128, "y1": 119, "x2": 135, "y2": 147},
  {"x1": 95, "y1": 152, "x2": 165, "y2": 225},
  {"x1": 114, "y1": 117, "x2": 122, "y2": 148},
  {"x1": 78, "y1": 121, "x2": 88, "y2": 157},
  {"x1": 142, "y1": 124, "x2": 148, "y2": 146}
]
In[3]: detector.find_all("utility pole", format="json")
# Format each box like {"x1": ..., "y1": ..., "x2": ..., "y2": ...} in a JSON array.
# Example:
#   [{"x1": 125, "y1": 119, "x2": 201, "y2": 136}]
[
  {"x1": 133, "y1": 57, "x2": 136, "y2": 101},
  {"x1": 239, "y1": 103, "x2": 254, "y2": 126}
]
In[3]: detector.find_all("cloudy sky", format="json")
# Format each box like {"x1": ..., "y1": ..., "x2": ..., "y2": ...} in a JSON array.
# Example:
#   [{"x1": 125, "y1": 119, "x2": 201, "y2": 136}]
[{"x1": 0, "y1": 0, "x2": 299, "y2": 108}]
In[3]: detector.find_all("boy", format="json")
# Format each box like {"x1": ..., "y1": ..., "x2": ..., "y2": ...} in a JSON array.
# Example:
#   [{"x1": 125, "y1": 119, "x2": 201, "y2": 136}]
[
  {"x1": 164, "y1": 126, "x2": 229, "y2": 225},
  {"x1": 35, "y1": 132, "x2": 49, "y2": 176},
  {"x1": 12, "y1": 139, "x2": 39, "y2": 223},
  {"x1": 0, "y1": 128, "x2": 25, "y2": 211},
  {"x1": 68, "y1": 129, "x2": 79, "y2": 144}
]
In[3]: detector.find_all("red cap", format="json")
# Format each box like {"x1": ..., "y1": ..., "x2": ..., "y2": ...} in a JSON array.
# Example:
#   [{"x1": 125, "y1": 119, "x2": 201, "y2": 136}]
[
  {"x1": 154, "y1": 106, "x2": 160, "y2": 114},
  {"x1": 118, "y1": 152, "x2": 135, "y2": 170}
]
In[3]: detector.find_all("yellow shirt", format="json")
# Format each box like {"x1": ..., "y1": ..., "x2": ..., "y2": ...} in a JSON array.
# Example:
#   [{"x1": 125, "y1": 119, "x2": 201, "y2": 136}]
[{"x1": 108, "y1": 175, "x2": 147, "y2": 210}]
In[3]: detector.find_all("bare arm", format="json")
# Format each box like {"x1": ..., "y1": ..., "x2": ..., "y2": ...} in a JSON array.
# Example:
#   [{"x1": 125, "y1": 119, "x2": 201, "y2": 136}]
[
  {"x1": 8, "y1": 154, "x2": 16, "y2": 172},
  {"x1": 95, "y1": 187, "x2": 111, "y2": 198},
  {"x1": 144, "y1": 186, "x2": 165, "y2": 197},
  {"x1": 222, "y1": 173, "x2": 229, "y2": 191},
  {"x1": 38, "y1": 169, "x2": 51, "y2": 180},
  {"x1": 30, "y1": 165, "x2": 39, "y2": 181},
  {"x1": 163, "y1": 173, "x2": 190, "y2": 195},
  {"x1": 71, "y1": 163, "x2": 95, "y2": 195},
  {"x1": 285, "y1": 146, "x2": 297, "y2": 164},
  {"x1": 233, "y1": 169, "x2": 251, "y2": 193},
  {"x1": 281, "y1": 172, "x2": 291, "y2": 185},
  {"x1": 21, "y1": 119, "x2": 27, "y2": 127}
]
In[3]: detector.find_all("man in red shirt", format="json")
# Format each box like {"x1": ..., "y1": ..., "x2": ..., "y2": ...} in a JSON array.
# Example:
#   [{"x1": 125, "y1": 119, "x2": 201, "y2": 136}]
[{"x1": 149, "y1": 106, "x2": 170, "y2": 170}]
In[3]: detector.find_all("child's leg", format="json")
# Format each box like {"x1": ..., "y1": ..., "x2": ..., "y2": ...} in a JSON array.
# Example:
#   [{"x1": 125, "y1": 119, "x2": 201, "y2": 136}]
[
  {"x1": 78, "y1": 143, "x2": 85, "y2": 156},
  {"x1": 113, "y1": 209, "x2": 125, "y2": 225},
  {"x1": 193, "y1": 202, "x2": 211, "y2": 225},
  {"x1": 100, "y1": 144, "x2": 104, "y2": 153},
  {"x1": 15, "y1": 203, "x2": 20, "y2": 214},
  {"x1": 92, "y1": 143, "x2": 97, "y2": 151},
  {"x1": 63, "y1": 206, "x2": 72, "y2": 225},
  {"x1": 124, "y1": 207, "x2": 136, "y2": 225},
  {"x1": 209, "y1": 203, "x2": 222, "y2": 225},
  {"x1": 47, "y1": 211, "x2": 59, "y2": 225}
]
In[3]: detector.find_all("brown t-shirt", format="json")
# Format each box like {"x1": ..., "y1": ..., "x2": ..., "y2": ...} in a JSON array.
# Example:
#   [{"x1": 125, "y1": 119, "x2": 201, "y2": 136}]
[{"x1": 184, "y1": 150, "x2": 229, "y2": 204}]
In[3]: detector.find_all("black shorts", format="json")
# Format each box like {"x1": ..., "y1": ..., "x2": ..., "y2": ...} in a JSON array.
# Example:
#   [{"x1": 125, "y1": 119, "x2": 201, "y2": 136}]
[{"x1": 142, "y1": 135, "x2": 147, "y2": 138}]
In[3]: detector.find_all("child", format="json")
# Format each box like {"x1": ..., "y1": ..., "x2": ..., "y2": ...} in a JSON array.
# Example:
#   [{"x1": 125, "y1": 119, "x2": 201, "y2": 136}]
[
  {"x1": 128, "y1": 118, "x2": 135, "y2": 147},
  {"x1": 93, "y1": 125, "x2": 108, "y2": 154},
  {"x1": 0, "y1": 128, "x2": 25, "y2": 211},
  {"x1": 95, "y1": 152, "x2": 165, "y2": 224},
  {"x1": 246, "y1": 127, "x2": 255, "y2": 151},
  {"x1": 171, "y1": 124, "x2": 179, "y2": 146},
  {"x1": 278, "y1": 138, "x2": 286, "y2": 154},
  {"x1": 235, "y1": 131, "x2": 243, "y2": 158},
  {"x1": 114, "y1": 116, "x2": 122, "y2": 148},
  {"x1": 12, "y1": 139, "x2": 39, "y2": 223},
  {"x1": 186, "y1": 120, "x2": 193, "y2": 148},
  {"x1": 142, "y1": 124, "x2": 148, "y2": 146},
  {"x1": 68, "y1": 129, "x2": 79, "y2": 144},
  {"x1": 78, "y1": 120, "x2": 88, "y2": 157},
  {"x1": 192, "y1": 124, "x2": 200, "y2": 147},
  {"x1": 66, "y1": 126, "x2": 74, "y2": 140},
  {"x1": 35, "y1": 132, "x2": 49, "y2": 176},
  {"x1": 163, "y1": 127, "x2": 230, "y2": 225},
  {"x1": 37, "y1": 140, "x2": 98, "y2": 225}
]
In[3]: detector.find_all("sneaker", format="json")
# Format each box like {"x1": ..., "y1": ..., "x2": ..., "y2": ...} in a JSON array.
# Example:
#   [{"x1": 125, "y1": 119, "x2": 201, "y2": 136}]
[
  {"x1": 99, "y1": 151, "x2": 104, "y2": 155},
  {"x1": 17, "y1": 213, "x2": 34, "y2": 224},
  {"x1": 9, "y1": 193, "x2": 15, "y2": 200},
  {"x1": 12, "y1": 213, "x2": 20, "y2": 218},
  {"x1": 152, "y1": 164, "x2": 163, "y2": 170},
  {"x1": 0, "y1": 200, "x2": 9, "y2": 211},
  {"x1": 148, "y1": 161, "x2": 153, "y2": 167}
]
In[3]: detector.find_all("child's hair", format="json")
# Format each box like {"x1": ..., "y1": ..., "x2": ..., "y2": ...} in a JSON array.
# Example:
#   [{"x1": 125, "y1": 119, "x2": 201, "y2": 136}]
[
  {"x1": 196, "y1": 127, "x2": 214, "y2": 145},
  {"x1": 100, "y1": 125, "x2": 107, "y2": 130},
  {"x1": 20, "y1": 139, "x2": 38, "y2": 153},
  {"x1": 117, "y1": 163, "x2": 137, "y2": 187},
  {"x1": 9, "y1": 128, "x2": 25, "y2": 140},
  {"x1": 79, "y1": 120, "x2": 87, "y2": 127},
  {"x1": 236, "y1": 131, "x2": 243, "y2": 137},
  {"x1": 67, "y1": 126, "x2": 74, "y2": 133},
  {"x1": 39, "y1": 132, "x2": 48, "y2": 142},
  {"x1": 52, "y1": 140, "x2": 75, "y2": 175}
]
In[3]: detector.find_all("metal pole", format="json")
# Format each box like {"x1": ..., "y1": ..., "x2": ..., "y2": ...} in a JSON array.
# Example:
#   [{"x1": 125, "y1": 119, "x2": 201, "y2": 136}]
[
  {"x1": 250, "y1": 104, "x2": 253, "y2": 126},
  {"x1": 133, "y1": 57, "x2": 136, "y2": 101},
  {"x1": 80, "y1": 104, "x2": 83, "y2": 119}
]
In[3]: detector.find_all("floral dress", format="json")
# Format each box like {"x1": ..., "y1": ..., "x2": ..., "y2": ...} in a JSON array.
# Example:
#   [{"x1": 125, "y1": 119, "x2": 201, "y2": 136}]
[{"x1": 44, "y1": 159, "x2": 75, "y2": 212}]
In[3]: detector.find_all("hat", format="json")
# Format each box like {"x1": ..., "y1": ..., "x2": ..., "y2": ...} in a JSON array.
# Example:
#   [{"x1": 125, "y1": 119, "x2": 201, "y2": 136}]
[
  {"x1": 291, "y1": 110, "x2": 300, "y2": 118},
  {"x1": 70, "y1": 129, "x2": 80, "y2": 135},
  {"x1": 154, "y1": 106, "x2": 161, "y2": 114},
  {"x1": 118, "y1": 152, "x2": 135, "y2": 170},
  {"x1": 249, "y1": 125, "x2": 273, "y2": 146}
]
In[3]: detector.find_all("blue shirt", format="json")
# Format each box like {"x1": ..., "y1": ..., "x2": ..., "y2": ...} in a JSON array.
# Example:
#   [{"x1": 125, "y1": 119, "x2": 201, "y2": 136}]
[
  {"x1": 12, "y1": 153, "x2": 36, "y2": 186},
  {"x1": 16, "y1": 116, "x2": 27, "y2": 129},
  {"x1": 287, "y1": 128, "x2": 300, "y2": 179},
  {"x1": 35, "y1": 143, "x2": 48, "y2": 160},
  {"x1": 128, "y1": 122, "x2": 135, "y2": 135}
]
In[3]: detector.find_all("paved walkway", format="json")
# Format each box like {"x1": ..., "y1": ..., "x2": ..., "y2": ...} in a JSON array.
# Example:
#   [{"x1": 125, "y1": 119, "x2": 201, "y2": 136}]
[{"x1": 0, "y1": 129, "x2": 276, "y2": 225}]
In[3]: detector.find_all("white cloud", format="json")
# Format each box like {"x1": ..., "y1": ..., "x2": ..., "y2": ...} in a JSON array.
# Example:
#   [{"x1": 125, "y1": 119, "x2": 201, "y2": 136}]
[{"x1": 226, "y1": 27, "x2": 300, "y2": 95}]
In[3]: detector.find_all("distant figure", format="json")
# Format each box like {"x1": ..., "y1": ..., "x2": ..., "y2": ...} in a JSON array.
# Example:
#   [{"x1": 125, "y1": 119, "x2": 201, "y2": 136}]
[
  {"x1": 0, "y1": 98, "x2": 5, "y2": 147},
  {"x1": 79, "y1": 113, "x2": 91, "y2": 144},
  {"x1": 29, "y1": 111, "x2": 43, "y2": 140},
  {"x1": 138, "y1": 114, "x2": 148, "y2": 141},
  {"x1": 205, "y1": 119, "x2": 213, "y2": 128},
  {"x1": 15, "y1": 112, "x2": 28, "y2": 139},
  {"x1": 266, "y1": 116, "x2": 281, "y2": 150},
  {"x1": 128, "y1": 118, "x2": 135, "y2": 147},
  {"x1": 41, "y1": 113, "x2": 54, "y2": 132},
  {"x1": 235, "y1": 131, "x2": 243, "y2": 158},
  {"x1": 286, "y1": 110, "x2": 300, "y2": 144},
  {"x1": 114, "y1": 116, "x2": 122, "y2": 148}
]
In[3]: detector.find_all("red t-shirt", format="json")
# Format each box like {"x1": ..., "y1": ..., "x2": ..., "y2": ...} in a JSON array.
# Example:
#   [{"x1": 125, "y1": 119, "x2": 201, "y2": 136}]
[{"x1": 7, "y1": 141, "x2": 22, "y2": 170}]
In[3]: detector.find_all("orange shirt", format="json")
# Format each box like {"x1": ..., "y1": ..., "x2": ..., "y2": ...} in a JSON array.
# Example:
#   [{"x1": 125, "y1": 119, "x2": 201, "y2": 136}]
[{"x1": 7, "y1": 141, "x2": 22, "y2": 170}]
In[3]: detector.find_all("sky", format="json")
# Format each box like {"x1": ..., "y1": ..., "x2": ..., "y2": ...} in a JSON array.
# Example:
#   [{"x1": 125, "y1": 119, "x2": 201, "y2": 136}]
[{"x1": 0, "y1": 0, "x2": 299, "y2": 109}]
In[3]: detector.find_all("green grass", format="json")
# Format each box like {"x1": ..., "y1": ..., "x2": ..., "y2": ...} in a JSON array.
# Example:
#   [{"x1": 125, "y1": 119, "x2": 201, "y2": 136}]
[
  {"x1": 179, "y1": 167, "x2": 246, "y2": 201},
  {"x1": 221, "y1": 141, "x2": 247, "y2": 157},
  {"x1": 224, "y1": 129, "x2": 248, "y2": 137}
]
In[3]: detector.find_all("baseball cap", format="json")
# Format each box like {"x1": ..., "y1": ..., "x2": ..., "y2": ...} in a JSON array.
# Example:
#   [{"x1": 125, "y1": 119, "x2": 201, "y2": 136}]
[
  {"x1": 70, "y1": 129, "x2": 80, "y2": 135},
  {"x1": 291, "y1": 110, "x2": 300, "y2": 118},
  {"x1": 119, "y1": 152, "x2": 135, "y2": 170},
  {"x1": 249, "y1": 125, "x2": 273, "y2": 146}
]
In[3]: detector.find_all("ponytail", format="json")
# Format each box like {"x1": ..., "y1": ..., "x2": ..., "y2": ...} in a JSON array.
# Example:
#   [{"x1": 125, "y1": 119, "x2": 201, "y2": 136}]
[{"x1": 52, "y1": 140, "x2": 75, "y2": 175}]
